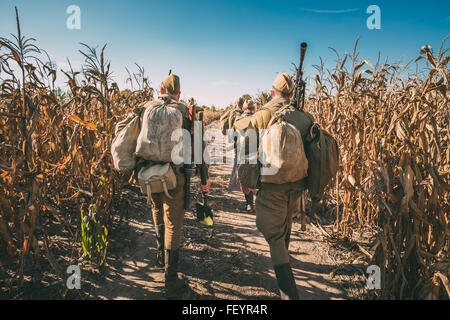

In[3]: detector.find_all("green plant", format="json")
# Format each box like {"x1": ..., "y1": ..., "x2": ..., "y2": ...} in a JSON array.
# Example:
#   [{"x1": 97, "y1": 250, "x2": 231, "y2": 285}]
[{"x1": 80, "y1": 204, "x2": 108, "y2": 267}]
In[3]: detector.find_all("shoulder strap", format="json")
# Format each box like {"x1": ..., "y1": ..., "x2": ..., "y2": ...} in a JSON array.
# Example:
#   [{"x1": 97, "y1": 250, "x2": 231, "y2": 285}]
[
  {"x1": 267, "y1": 103, "x2": 294, "y2": 127},
  {"x1": 306, "y1": 123, "x2": 321, "y2": 143}
]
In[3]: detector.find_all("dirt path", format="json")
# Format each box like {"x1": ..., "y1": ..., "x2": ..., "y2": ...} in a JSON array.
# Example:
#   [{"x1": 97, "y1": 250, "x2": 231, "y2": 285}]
[{"x1": 79, "y1": 137, "x2": 355, "y2": 300}]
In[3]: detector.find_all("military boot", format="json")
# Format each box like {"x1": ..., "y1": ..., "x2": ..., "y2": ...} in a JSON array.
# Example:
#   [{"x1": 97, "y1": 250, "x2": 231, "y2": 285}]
[
  {"x1": 164, "y1": 249, "x2": 187, "y2": 299},
  {"x1": 155, "y1": 225, "x2": 165, "y2": 267},
  {"x1": 273, "y1": 263, "x2": 299, "y2": 300},
  {"x1": 244, "y1": 192, "x2": 254, "y2": 212}
]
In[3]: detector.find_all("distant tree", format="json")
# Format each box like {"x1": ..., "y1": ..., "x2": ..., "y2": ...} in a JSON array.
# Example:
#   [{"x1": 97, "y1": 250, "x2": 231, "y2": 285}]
[
  {"x1": 53, "y1": 87, "x2": 68, "y2": 102},
  {"x1": 119, "y1": 89, "x2": 132, "y2": 101},
  {"x1": 211, "y1": 105, "x2": 216, "y2": 112},
  {"x1": 255, "y1": 90, "x2": 272, "y2": 108}
]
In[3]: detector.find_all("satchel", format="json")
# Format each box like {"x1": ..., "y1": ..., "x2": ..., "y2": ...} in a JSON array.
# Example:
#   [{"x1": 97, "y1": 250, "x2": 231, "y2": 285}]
[
  {"x1": 138, "y1": 163, "x2": 177, "y2": 205},
  {"x1": 304, "y1": 123, "x2": 339, "y2": 199},
  {"x1": 237, "y1": 152, "x2": 261, "y2": 190}
]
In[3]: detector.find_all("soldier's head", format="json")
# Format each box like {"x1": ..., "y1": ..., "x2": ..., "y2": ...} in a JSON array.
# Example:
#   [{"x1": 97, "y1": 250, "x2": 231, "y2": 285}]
[
  {"x1": 236, "y1": 97, "x2": 245, "y2": 109},
  {"x1": 243, "y1": 100, "x2": 255, "y2": 113},
  {"x1": 272, "y1": 73, "x2": 294, "y2": 99},
  {"x1": 160, "y1": 74, "x2": 181, "y2": 100},
  {"x1": 188, "y1": 97, "x2": 196, "y2": 106}
]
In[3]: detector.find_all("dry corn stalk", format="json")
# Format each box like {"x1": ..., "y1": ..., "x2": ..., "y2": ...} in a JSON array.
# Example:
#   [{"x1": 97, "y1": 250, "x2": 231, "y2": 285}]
[
  {"x1": 0, "y1": 8, "x2": 153, "y2": 286},
  {"x1": 305, "y1": 37, "x2": 449, "y2": 299}
]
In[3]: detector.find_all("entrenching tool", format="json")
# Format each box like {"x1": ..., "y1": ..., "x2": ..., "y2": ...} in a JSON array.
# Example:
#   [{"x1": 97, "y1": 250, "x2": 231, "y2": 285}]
[{"x1": 195, "y1": 111, "x2": 213, "y2": 227}]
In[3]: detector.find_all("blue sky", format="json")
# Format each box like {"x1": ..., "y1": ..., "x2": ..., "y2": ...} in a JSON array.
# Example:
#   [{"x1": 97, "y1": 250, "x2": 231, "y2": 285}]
[{"x1": 0, "y1": 0, "x2": 449, "y2": 107}]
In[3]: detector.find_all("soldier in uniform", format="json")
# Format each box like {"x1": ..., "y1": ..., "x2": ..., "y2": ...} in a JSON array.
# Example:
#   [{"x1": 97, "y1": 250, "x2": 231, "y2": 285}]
[
  {"x1": 220, "y1": 97, "x2": 245, "y2": 135},
  {"x1": 234, "y1": 73, "x2": 313, "y2": 300},
  {"x1": 147, "y1": 74, "x2": 210, "y2": 299},
  {"x1": 229, "y1": 100, "x2": 256, "y2": 212}
]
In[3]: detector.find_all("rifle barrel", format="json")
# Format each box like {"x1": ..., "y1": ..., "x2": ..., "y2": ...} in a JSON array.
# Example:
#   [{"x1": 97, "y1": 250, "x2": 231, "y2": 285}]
[{"x1": 299, "y1": 42, "x2": 308, "y2": 71}]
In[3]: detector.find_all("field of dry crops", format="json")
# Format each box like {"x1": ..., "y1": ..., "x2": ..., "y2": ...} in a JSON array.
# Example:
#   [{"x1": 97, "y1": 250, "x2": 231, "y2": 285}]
[
  {"x1": 302, "y1": 38, "x2": 449, "y2": 299},
  {"x1": 0, "y1": 9, "x2": 448, "y2": 300}
]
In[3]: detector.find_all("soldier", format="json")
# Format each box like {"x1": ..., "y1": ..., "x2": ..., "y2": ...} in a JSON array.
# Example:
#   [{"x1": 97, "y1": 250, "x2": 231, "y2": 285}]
[
  {"x1": 229, "y1": 100, "x2": 256, "y2": 212},
  {"x1": 146, "y1": 74, "x2": 210, "y2": 299},
  {"x1": 220, "y1": 97, "x2": 244, "y2": 135},
  {"x1": 234, "y1": 73, "x2": 313, "y2": 300}
]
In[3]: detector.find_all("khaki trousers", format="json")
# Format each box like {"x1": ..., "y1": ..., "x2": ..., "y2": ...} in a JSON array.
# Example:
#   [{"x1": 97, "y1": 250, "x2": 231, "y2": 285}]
[
  {"x1": 255, "y1": 184, "x2": 302, "y2": 266},
  {"x1": 150, "y1": 172, "x2": 185, "y2": 250}
]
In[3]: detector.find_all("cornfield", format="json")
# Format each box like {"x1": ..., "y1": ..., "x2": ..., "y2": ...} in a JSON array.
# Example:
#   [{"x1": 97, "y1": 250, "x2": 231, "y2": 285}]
[
  {"x1": 0, "y1": 9, "x2": 153, "y2": 289},
  {"x1": 304, "y1": 38, "x2": 449, "y2": 299},
  {"x1": 0, "y1": 8, "x2": 448, "y2": 299}
]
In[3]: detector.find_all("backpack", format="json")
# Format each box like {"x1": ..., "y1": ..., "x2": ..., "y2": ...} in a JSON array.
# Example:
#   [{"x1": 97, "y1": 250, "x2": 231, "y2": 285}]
[
  {"x1": 237, "y1": 146, "x2": 261, "y2": 190},
  {"x1": 135, "y1": 100, "x2": 183, "y2": 163},
  {"x1": 220, "y1": 109, "x2": 231, "y2": 135},
  {"x1": 304, "y1": 123, "x2": 339, "y2": 199},
  {"x1": 259, "y1": 105, "x2": 309, "y2": 184},
  {"x1": 111, "y1": 113, "x2": 142, "y2": 174},
  {"x1": 138, "y1": 163, "x2": 177, "y2": 205},
  {"x1": 221, "y1": 108, "x2": 243, "y2": 135}
]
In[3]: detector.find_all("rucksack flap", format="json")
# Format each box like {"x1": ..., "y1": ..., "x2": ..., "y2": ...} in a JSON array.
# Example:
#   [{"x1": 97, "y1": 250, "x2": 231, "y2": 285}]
[
  {"x1": 135, "y1": 102, "x2": 183, "y2": 163},
  {"x1": 305, "y1": 124, "x2": 339, "y2": 199}
]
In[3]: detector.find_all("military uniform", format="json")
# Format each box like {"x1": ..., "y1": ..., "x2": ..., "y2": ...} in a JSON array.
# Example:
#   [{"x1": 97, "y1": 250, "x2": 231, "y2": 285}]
[
  {"x1": 145, "y1": 74, "x2": 191, "y2": 299},
  {"x1": 230, "y1": 107, "x2": 256, "y2": 211},
  {"x1": 234, "y1": 73, "x2": 313, "y2": 300},
  {"x1": 220, "y1": 97, "x2": 244, "y2": 135},
  {"x1": 149, "y1": 95, "x2": 189, "y2": 251}
]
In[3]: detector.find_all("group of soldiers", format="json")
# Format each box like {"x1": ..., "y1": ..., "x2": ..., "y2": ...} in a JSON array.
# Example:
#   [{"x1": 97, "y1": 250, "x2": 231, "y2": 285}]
[{"x1": 137, "y1": 72, "x2": 314, "y2": 300}]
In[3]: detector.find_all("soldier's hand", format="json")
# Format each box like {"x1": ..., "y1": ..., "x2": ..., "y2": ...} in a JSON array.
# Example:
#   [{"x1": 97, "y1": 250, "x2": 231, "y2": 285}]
[
  {"x1": 133, "y1": 157, "x2": 147, "y2": 182},
  {"x1": 201, "y1": 179, "x2": 211, "y2": 196}
]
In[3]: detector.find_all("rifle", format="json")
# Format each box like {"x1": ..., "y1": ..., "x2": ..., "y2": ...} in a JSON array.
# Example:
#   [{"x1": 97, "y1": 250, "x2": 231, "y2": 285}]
[
  {"x1": 183, "y1": 103, "x2": 197, "y2": 210},
  {"x1": 196, "y1": 111, "x2": 213, "y2": 226},
  {"x1": 293, "y1": 42, "x2": 308, "y2": 229},
  {"x1": 293, "y1": 42, "x2": 308, "y2": 110}
]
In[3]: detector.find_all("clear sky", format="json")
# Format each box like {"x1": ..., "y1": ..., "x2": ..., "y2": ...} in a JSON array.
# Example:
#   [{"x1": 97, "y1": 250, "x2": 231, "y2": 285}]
[{"x1": 1, "y1": 0, "x2": 449, "y2": 108}]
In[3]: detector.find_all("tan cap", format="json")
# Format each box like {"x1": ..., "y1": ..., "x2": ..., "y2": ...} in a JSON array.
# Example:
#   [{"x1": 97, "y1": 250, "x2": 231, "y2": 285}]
[
  {"x1": 272, "y1": 73, "x2": 294, "y2": 95},
  {"x1": 161, "y1": 74, "x2": 180, "y2": 95}
]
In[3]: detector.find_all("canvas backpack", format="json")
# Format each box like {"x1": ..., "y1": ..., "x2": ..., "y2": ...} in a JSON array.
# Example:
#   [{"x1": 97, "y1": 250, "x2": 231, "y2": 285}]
[
  {"x1": 304, "y1": 123, "x2": 339, "y2": 199},
  {"x1": 259, "y1": 105, "x2": 309, "y2": 184},
  {"x1": 111, "y1": 113, "x2": 142, "y2": 174},
  {"x1": 138, "y1": 163, "x2": 177, "y2": 205},
  {"x1": 135, "y1": 99, "x2": 183, "y2": 163},
  {"x1": 237, "y1": 143, "x2": 261, "y2": 190},
  {"x1": 221, "y1": 107, "x2": 243, "y2": 135},
  {"x1": 220, "y1": 109, "x2": 231, "y2": 135}
]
